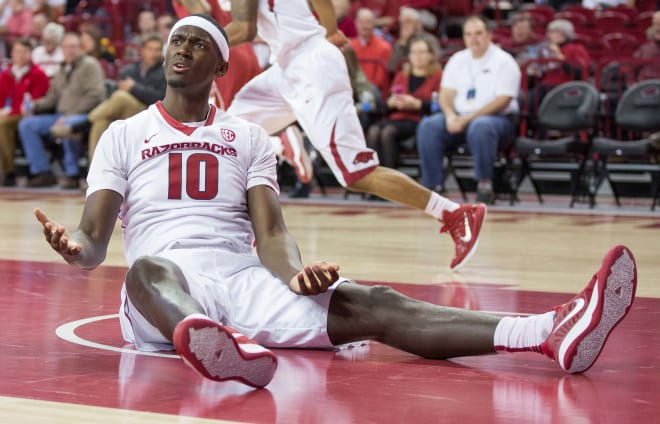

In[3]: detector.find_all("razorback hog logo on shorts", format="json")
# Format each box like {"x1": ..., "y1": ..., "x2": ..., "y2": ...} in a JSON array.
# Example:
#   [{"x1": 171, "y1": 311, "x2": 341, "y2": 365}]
[
  {"x1": 220, "y1": 128, "x2": 236, "y2": 142},
  {"x1": 353, "y1": 151, "x2": 375, "y2": 164}
]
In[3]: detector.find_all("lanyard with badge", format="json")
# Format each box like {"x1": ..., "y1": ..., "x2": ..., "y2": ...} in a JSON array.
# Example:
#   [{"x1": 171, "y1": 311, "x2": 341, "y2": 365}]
[{"x1": 466, "y1": 54, "x2": 491, "y2": 109}]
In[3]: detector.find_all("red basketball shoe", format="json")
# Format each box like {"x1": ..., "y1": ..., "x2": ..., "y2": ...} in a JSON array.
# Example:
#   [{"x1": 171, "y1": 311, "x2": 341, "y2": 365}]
[
  {"x1": 540, "y1": 245, "x2": 637, "y2": 373},
  {"x1": 173, "y1": 315, "x2": 278, "y2": 388},
  {"x1": 441, "y1": 204, "x2": 486, "y2": 270},
  {"x1": 280, "y1": 125, "x2": 313, "y2": 184}
]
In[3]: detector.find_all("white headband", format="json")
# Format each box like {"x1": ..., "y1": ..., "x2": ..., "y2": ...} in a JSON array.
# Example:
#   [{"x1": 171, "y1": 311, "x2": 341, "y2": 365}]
[{"x1": 168, "y1": 16, "x2": 230, "y2": 61}]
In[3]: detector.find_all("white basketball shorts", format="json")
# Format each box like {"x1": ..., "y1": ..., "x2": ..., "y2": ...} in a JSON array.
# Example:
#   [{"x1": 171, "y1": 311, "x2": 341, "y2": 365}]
[
  {"x1": 228, "y1": 37, "x2": 379, "y2": 187},
  {"x1": 119, "y1": 248, "x2": 348, "y2": 352}
]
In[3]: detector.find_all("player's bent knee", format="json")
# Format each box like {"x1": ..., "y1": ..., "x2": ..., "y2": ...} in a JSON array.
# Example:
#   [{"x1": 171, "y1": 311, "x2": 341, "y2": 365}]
[{"x1": 125, "y1": 255, "x2": 187, "y2": 299}]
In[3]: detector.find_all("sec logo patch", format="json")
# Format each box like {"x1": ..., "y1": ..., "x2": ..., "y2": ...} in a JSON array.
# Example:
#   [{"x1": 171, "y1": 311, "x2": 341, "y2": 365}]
[{"x1": 220, "y1": 128, "x2": 236, "y2": 142}]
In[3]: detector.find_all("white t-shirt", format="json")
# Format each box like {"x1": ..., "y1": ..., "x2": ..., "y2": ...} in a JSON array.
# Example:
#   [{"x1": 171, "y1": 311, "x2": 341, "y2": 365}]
[
  {"x1": 31, "y1": 46, "x2": 64, "y2": 78},
  {"x1": 87, "y1": 102, "x2": 279, "y2": 266},
  {"x1": 255, "y1": 0, "x2": 326, "y2": 65},
  {"x1": 442, "y1": 43, "x2": 521, "y2": 116}
]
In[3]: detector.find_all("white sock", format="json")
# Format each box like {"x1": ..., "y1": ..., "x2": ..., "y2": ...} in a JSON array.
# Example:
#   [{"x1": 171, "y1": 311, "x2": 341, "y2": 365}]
[
  {"x1": 425, "y1": 191, "x2": 460, "y2": 219},
  {"x1": 493, "y1": 311, "x2": 555, "y2": 353}
]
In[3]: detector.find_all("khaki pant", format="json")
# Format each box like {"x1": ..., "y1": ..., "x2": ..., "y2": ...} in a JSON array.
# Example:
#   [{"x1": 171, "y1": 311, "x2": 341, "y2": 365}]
[
  {"x1": 88, "y1": 91, "x2": 146, "y2": 160},
  {"x1": 0, "y1": 115, "x2": 21, "y2": 174}
]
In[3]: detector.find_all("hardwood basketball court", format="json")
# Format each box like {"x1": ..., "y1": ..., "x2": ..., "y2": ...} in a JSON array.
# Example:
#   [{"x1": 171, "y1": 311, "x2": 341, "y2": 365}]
[{"x1": 1, "y1": 188, "x2": 659, "y2": 423}]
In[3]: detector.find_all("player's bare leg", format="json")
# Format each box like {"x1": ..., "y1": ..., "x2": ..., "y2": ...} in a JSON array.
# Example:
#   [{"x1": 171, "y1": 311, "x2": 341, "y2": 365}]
[
  {"x1": 125, "y1": 256, "x2": 278, "y2": 388},
  {"x1": 328, "y1": 283, "x2": 500, "y2": 358},
  {"x1": 327, "y1": 245, "x2": 637, "y2": 373},
  {"x1": 347, "y1": 167, "x2": 486, "y2": 270},
  {"x1": 346, "y1": 166, "x2": 430, "y2": 209}
]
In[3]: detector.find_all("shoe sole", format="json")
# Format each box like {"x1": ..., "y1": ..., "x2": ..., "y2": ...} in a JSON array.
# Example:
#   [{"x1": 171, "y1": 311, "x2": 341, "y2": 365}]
[
  {"x1": 451, "y1": 205, "x2": 487, "y2": 271},
  {"x1": 561, "y1": 245, "x2": 637, "y2": 373},
  {"x1": 173, "y1": 317, "x2": 278, "y2": 388}
]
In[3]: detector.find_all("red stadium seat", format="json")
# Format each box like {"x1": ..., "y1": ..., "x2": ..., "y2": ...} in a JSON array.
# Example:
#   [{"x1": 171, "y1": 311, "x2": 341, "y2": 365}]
[
  {"x1": 602, "y1": 32, "x2": 643, "y2": 56},
  {"x1": 594, "y1": 11, "x2": 633, "y2": 31}
]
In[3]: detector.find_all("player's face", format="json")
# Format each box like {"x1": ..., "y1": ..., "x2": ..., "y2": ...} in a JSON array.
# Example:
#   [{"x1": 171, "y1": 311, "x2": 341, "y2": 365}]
[{"x1": 164, "y1": 25, "x2": 227, "y2": 89}]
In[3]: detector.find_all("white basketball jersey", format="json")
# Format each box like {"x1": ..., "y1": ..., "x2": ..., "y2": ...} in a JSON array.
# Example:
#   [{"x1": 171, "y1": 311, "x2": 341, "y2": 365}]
[
  {"x1": 256, "y1": 0, "x2": 326, "y2": 64},
  {"x1": 87, "y1": 102, "x2": 279, "y2": 266}
]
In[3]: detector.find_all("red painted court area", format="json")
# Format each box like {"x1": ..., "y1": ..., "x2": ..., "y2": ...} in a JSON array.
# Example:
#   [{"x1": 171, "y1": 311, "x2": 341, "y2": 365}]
[{"x1": 2, "y1": 259, "x2": 659, "y2": 423}]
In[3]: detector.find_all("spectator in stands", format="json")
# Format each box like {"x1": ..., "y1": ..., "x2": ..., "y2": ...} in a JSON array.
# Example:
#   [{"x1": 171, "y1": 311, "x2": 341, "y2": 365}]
[
  {"x1": 503, "y1": 12, "x2": 541, "y2": 61},
  {"x1": 51, "y1": 34, "x2": 166, "y2": 163},
  {"x1": 18, "y1": 32, "x2": 106, "y2": 189},
  {"x1": 348, "y1": 0, "x2": 401, "y2": 35},
  {"x1": 527, "y1": 19, "x2": 592, "y2": 116},
  {"x1": 156, "y1": 13, "x2": 175, "y2": 46},
  {"x1": 539, "y1": 19, "x2": 591, "y2": 87},
  {"x1": 367, "y1": 35, "x2": 442, "y2": 170},
  {"x1": 80, "y1": 24, "x2": 115, "y2": 74},
  {"x1": 416, "y1": 16, "x2": 520, "y2": 204},
  {"x1": 634, "y1": 11, "x2": 660, "y2": 81},
  {"x1": 32, "y1": 0, "x2": 57, "y2": 22},
  {"x1": 31, "y1": 21, "x2": 64, "y2": 78},
  {"x1": 350, "y1": 7, "x2": 393, "y2": 98},
  {"x1": 387, "y1": 7, "x2": 440, "y2": 74},
  {"x1": 332, "y1": 0, "x2": 356, "y2": 38},
  {"x1": 0, "y1": 0, "x2": 33, "y2": 47},
  {"x1": 0, "y1": 38, "x2": 50, "y2": 187},
  {"x1": 31, "y1": 12, "x2": 49, "y2": 39},
  {"x1": 124, "y1": 9, "x2": 158, "y2": 61}
]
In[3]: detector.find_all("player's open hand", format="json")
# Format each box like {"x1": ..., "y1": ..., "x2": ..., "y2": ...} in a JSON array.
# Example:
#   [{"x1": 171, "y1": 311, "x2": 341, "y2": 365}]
[
  {"x1": 289, "y1": 261, "x2": 340, "y2": 295},
  {"x1": 34, "y1": 208, "x2": 81, "y2": 258}
]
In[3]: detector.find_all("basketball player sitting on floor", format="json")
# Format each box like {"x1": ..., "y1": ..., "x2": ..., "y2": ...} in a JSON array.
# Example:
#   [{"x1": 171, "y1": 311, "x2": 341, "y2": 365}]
[{"x1": 35, "y1": 14, "x2": 638, "y2": 388}]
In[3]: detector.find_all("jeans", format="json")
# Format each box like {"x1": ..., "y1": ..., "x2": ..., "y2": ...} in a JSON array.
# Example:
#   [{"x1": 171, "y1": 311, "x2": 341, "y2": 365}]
[
  {"x1": 416, "y1": 113, "x2": 516, "y2": 190},
  {"x1": 18, "y1": 113, "x2": 88, "y2": 177}
]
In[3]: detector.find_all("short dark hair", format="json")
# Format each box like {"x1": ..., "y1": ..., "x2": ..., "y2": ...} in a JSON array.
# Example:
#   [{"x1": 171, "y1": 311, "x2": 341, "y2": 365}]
[
  {"x1": 511, "y1": 12, "x2": 534, "y2": 28},
  {"x1": 13, "y1": 38, "x2": 34, "y2": 50}
]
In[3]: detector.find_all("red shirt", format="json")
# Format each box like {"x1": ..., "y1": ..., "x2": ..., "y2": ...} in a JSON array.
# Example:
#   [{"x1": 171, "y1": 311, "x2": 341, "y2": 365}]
[
  {"x1": 387, "y1": 68, "x2": 442, "y2": 122},
  {"x1": 541, "y1": 42, "x2": 592, "y2": 86},
  {"x1": 0, "y1": 64, "x2": 50, "y2": 115},
  {"x1": 350, "y1": 34, "x2": 393, "y2": 96}
]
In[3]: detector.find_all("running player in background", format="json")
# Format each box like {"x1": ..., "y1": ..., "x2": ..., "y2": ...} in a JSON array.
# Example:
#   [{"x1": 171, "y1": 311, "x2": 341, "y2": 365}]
[
  {"x1": 224, "y1": 0, "x2": 485, "y2": 271},
  {"x1": 35, "y1": 15, "x2": 638, "y2": 389}
]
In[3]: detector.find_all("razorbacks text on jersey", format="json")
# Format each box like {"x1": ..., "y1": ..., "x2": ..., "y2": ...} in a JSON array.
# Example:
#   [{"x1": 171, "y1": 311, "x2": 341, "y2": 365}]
[{"x1": 87, "y1": 101, "x2": 278, "y2": 266}]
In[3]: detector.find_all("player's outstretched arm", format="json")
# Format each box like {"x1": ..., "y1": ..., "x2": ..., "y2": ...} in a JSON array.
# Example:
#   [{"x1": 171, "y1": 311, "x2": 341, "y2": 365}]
[{"x1": 34, "y1": 190, "x2": 123, "y2": 270}]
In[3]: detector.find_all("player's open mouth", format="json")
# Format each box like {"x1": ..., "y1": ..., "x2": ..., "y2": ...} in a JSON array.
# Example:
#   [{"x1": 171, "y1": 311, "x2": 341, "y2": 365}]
[{"x1": 173, "y1": 62, "x2": 190, "y2": 73}]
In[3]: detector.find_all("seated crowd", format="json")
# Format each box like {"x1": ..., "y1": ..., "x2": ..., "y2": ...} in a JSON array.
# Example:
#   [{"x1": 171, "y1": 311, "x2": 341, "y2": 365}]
[{"x1": 0, "y1": 0, "x2": 658, "y2": 204}]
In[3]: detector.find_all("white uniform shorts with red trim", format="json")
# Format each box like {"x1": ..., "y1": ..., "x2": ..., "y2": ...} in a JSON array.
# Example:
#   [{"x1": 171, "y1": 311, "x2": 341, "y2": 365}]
[
  {"x1": 227, "y1": 37, "x2": 379, "y2": 187},
  {"x1": 119, "y1": 248, "x2": 348, "y2": 352}
]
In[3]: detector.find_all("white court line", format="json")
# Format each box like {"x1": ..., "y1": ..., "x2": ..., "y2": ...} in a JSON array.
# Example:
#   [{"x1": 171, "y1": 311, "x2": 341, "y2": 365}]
[
  {"x1": 55, "y1": 314, "x2": 178, "y2": 358},
  {"x1": 55, "y1": 310, "x2": 531, "y2": 357}
]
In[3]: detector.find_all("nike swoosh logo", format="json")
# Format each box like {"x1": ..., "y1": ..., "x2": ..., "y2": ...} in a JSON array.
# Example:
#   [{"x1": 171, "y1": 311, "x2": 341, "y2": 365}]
[
  {"x1": 458, "y1": 213, "x2": 472, "y2": 243},
  {"x1": 144, "y1": 132, "x2": 159, "y2": 144},
  {"x1": 556, "y1": 297, "x2": 586, "y2": 329}
]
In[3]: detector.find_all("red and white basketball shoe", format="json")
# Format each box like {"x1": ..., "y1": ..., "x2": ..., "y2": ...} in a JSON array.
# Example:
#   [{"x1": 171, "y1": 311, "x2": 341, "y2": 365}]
[
  {"x1": 540, "y1": 245, "x2": 637, "y2": 373},
  {"x1": 441, "y1": 204, "x2": 486, "y2": 271},
  {"x1": 173, "y1": 315, "x2": 278, "y2": 388},
  {"x1": 280, "y1": 125, "x2": 313, "y2": 184}
]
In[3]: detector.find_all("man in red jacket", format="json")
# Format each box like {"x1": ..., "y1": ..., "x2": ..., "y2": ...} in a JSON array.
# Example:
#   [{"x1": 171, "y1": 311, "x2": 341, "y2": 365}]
[{"x1": 0, "y1": 38, "x2": 49, "y2": 187}]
